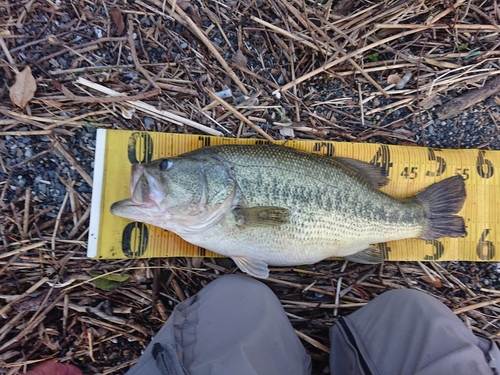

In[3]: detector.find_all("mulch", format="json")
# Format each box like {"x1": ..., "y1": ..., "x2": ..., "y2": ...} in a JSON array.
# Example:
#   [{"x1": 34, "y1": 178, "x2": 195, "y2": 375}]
[{"x1": 1, "y1": 0, "x2": 500, "y2": 373}]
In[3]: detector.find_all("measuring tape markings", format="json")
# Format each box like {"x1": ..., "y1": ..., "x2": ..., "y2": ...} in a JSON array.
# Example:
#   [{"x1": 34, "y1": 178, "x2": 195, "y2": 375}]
[{"x1": 94, "y1": 131, "x2": 500, "y2": 262}]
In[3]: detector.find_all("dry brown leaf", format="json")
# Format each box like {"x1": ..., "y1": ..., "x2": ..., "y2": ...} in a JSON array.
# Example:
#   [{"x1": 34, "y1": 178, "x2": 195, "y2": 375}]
[
  {"x1": 420, "y1": 276, "x2": 443, "y2": 288},
  {"x1": 233, "y1": 49, "x2": 248, "y2": 68},
  {"x1": 386, "y1": 73, "x2": 401, "y2": 85},
  {"x1": 110, "y1": 7, "x2": 125, "y2": 35},
  {"x1": 177, "y1": 0, "x2": 192, "y2": 10},
  {"x1": 419, "y1": 94, "x2": 442, "y2": 110},
  {"x1": 9, "y1": 66, "x2": 37, "y2": 109},
  {"x1": 81, "y1": 6, "x2": 94, "y2": 21}
]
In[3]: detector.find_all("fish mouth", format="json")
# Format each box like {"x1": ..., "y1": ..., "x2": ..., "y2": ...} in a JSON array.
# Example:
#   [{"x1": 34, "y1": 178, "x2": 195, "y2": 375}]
[
  {"x1": 129, "y1": 164, "x2": 166, "y2": 206},
  {"x1": 110, "y1": 164, "x2": 167, "y2": 218}
]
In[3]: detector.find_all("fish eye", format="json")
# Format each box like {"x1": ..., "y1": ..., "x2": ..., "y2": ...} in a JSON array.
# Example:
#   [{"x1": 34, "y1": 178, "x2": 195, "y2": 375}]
[{"x1": 159, "y1": 159, "x2": 173, "y2": 171}]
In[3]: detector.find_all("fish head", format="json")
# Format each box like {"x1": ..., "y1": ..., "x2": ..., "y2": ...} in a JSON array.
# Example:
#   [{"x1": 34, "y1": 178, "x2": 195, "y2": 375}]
[{"x1": 110, "y1": 151, "x2": 238, "y2": 233}]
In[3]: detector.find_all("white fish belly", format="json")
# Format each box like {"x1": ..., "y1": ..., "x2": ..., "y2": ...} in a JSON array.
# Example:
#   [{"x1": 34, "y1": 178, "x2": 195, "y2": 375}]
[{"x1": 181, "y1": 212, "x2": 423, "y2": 266}]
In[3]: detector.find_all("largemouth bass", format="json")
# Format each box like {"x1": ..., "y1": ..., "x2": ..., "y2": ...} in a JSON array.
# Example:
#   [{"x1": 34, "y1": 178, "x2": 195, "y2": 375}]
[{"x1": 111, "y1": 145, "x2": 466, "y2": 278}]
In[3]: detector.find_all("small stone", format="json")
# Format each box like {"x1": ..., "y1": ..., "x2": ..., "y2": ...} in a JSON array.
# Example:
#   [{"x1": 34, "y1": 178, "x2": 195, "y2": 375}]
[
  {"x1": 16, "y1": 149, "x2": 24, "y2": 158},
  {"x1": 24, "y1": 149, "x2": 33, "y2": 158},
  {"x1": 57, "y1": 57, "x2": 67, "y2": 68},
  {"x1": 427, "y1": 125, "x2": 434, "y2": 134},
  {"x1": 143, "y1": 116, "x2": 155, "y2": 130},
  {"x1": 435, "y1": 119, "x2": 441, "y2": 125}
]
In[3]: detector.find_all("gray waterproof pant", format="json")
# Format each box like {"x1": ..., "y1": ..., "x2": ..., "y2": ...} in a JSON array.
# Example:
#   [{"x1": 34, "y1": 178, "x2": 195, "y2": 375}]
[{"x1": 125, "y1": 274, "x2": 500, "y2": 375}]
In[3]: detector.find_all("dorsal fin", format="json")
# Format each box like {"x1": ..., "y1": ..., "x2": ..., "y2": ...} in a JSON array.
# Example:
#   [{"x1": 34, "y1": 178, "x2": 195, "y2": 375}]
[{"x1": 334, "y1": 157, "x2": 389, "y2": 188}]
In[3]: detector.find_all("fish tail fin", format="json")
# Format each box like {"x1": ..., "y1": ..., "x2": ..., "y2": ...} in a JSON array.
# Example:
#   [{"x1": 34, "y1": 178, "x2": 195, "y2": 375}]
[{"x1": 415, "y1": 175, "x2": 466, "y2": 240}]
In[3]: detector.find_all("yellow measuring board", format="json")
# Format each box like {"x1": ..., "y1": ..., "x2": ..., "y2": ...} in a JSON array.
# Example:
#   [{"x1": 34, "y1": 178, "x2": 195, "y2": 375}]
[{"x1": 88, "y1": 129, "x2": 500, "y2": 262}]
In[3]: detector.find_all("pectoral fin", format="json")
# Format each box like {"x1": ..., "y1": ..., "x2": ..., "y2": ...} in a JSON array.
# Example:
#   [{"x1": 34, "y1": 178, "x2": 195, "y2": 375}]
[
  {"x1": 232, "y1": 256, "x2": 270, "y2": 279},
  {"x1": 233, "y1": 206, "x2": 291, "y2": 226},
  {"x1": 344, "y1": 246, "x2": 384, "y2": 264}
]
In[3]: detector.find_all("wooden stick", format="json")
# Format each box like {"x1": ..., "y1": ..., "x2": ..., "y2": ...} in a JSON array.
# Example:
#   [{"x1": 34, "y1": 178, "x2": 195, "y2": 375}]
[
  {"x1": 0, "y1": 277, "x2": 49, "y2": 318},
  {"x1": 375, "y1": 23, "x2": 500, "y2": 30},
  {"x1": 435, "y1": 76, "x2": 500, "y2": 119},
  {"x1": 164, "y1": 0, "x2": 248, "y2": 94},
  {"x1": 53, "y1": 139, "x2": 94, "y2": 188},
  {"x1": 22, "y1": 187, "x2": 30, "y2": 238},
  {"x1": 454, "y1": 298, "x2": 500, "y2": 314},
  {"x1": 295, "y1": 330, "x2": 330, "y2": 353},
  {"x1": 77, "y1": 77, "x2": 223, "y2": 136}
]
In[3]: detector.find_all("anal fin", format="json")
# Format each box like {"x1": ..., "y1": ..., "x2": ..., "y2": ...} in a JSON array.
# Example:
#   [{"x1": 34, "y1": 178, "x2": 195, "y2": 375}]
[
  {"x1": 344, "y1": 246, "x2": 384, "y2": 264},
  {"x1": 232, "y1": 256, "x2": 270, "y2": 279}
]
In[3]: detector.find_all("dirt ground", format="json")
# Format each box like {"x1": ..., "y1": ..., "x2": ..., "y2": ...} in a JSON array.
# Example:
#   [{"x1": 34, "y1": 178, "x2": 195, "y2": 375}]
[{"x1": 1, "y1": 0, "x2": 500, "y2": 373}]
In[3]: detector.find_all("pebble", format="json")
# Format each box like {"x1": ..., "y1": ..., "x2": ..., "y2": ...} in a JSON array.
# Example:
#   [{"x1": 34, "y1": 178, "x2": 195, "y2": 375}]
[
  {"x1": 57, "y1": 57, "x2": 67, "y2": 68},
  {"x1": 144, "y1": 117, "x2": 155, "y2": 130},
  {"x1": 1, "y1": 127, "x2": 96, "y2": 218}
]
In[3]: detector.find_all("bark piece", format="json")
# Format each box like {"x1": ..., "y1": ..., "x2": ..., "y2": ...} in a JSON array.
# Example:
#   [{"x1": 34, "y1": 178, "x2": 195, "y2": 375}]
[{"x1": 435, "y1": 76, "x2": 500, "y2": 119}]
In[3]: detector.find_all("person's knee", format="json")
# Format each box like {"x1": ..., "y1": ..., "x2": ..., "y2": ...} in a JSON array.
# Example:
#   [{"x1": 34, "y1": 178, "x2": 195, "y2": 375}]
[
  {"x1": 377, "y1": 288, "x2": 433, "y2": 304},
  {"x1": 348, "y1": 288, "x2": 450, "y2": 323},
  {"x1": 199, "y1": 274, "x2": 275, "y2": 300}
]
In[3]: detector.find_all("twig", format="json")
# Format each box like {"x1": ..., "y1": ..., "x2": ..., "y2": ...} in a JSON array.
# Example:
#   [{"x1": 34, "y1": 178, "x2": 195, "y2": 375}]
[
  {"x1": 275, "y1": 27, "x2": 428, "y2": 93},
  {"x1": 164, "y1": 0, "x2": 248, "y2": 94},
  {"x1": 454, "y1": 298, "x2": 500, "y2": 314},
  {"x1": 52, "y1": 138, "x2": 93, "y2": 188},
  {"x1": 77, "y1": 77, "x2": 223, "y2": 136},
  {"x1": 206, "y1": 90, "x2": 274, "y2": 141},
  {"x1": 22, "y1": 187, "x2": 30, "y2": 238},
  {"x1": 295, "y1": 330, "x2": 330, "y2": 353}
]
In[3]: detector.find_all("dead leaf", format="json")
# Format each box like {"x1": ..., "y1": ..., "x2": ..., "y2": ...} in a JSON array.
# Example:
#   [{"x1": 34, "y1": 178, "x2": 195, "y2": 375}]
[
  {"x1": 81, "y1": 6, "x2": 94, "y2": 21},
  {"x1": 110, "y1": 7, "x2": 125, "y2": 35},
  {"x1": 188, "y1": 6, "x2": 203, "y2": 27},
  {"x1": 397, "y1": 141, "x2": 418, "y2": 146},
  {"x1": 419, "y1": 94, "x2": 442, "y2": 110},
  {"x1": 233, "y1": 49, "x2": 248, "y2": 68},
  {"x1": 387, "y1": 73, "x2": 400, "y2": 85},
  {"x1": 91, "y1": 273, "x2": 131, "y2": 291},
  {"x1": 177, "y1": 0, "x2": 192, "y2": 11},
  {"x1": 9, "y1": 66, "x2": 37, "y2": 109},
  {"x1": 420, "y1": 275, "x2": 443, "y2": 288}
]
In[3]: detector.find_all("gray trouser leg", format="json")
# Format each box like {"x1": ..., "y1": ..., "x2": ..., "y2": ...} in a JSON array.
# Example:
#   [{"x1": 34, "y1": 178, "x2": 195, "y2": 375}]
[
  {"x1": 125, "y1": 274, "x2": 311, "y2": 375},
  {"x1": 330, "y1": 289, "x2": 500, "y2": 375}
]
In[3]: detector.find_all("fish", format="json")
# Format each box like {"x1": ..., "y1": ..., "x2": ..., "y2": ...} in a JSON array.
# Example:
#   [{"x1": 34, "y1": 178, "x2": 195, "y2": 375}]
[{"x1": 110, "y1": 144, "x2": 466, "y2": 279}]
